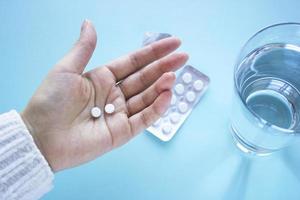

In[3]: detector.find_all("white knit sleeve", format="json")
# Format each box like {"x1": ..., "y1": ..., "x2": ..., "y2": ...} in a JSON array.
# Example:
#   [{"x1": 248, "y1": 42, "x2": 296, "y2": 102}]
[{"x1": 0, "y1": 110, "x2": 54, "y2": 200}]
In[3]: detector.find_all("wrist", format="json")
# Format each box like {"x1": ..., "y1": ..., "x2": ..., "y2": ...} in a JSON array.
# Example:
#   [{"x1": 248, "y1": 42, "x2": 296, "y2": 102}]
[{"x1": 20, "y1": 111, "x2": 53, "y2": 171}]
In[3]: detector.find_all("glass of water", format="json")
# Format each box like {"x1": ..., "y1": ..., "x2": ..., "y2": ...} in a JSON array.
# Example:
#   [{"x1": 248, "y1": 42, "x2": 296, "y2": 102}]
[{"x1": 231, "y1": 23, "x2": 300, "y2": 155}]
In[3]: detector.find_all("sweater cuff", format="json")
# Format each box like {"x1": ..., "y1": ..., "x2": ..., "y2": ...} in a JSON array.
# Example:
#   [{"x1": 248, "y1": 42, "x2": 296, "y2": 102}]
[{"x1": 0, "y1": 110, "x2": 54, "y2": 200}]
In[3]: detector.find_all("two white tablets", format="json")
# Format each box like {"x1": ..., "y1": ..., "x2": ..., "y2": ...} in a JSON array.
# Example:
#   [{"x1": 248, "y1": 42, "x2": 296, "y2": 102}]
[{"x1": 91, "y1": 104, "x2": 115, "y2": 118}]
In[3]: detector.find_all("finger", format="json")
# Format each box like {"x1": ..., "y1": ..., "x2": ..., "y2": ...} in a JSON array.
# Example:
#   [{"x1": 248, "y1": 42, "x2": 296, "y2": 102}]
[
  {"x1": 129, "y1": 90, "x2": 172, "y2": 136},
  {"x1": 120, "y1": 52, "x2": 188, "y2": 99},
  {"x1": 106, "y1": 37, "x2": 181, "y2": 81},
  {"x1": 53, "y1": 20, "x2": 97, "y2": 74},
  {"x1": 126, "y1": 72, "x2": 175, "y2": 116}
]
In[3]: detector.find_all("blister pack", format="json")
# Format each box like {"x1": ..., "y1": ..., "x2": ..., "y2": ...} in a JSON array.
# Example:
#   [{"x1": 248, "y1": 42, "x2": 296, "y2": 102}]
[
  {"x1": 143, "y1": 32, "x2": 210, "y2": 141},
  {"x1": 142, "y1": 32, "x2": 172, "y2": 46}
]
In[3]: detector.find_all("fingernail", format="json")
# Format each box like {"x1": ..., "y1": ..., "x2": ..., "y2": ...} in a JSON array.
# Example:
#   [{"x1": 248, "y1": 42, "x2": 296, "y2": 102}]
[{"x1": 81, "y1": 19, "x2": 89, "y2": 32}]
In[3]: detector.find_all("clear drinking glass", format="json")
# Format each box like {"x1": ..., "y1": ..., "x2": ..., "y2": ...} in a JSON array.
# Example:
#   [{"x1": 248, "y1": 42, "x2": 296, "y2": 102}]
[{"x1": 231, "y1": 23, "x2": 300, "y2": 155}]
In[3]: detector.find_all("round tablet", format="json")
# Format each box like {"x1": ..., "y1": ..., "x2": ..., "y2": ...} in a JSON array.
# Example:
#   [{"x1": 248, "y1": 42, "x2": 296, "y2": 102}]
[
  {"x1": 152, "y1": 119, "x2": 161, "y2": 127},
  {"x1": 182, "y1": 72, "x2": 192, "y2": 84},
  {"x1": 91, "y1": 107, "x2": 102, "y2": 118},
  {"x1": 163, "y1": 109, "x2": 169, "y2": 117},
  {"x1": 104, "y1": 104, "x2": 115, "y2": 114},
  {"x1": 193, "y1": 80, "x2": 204, "y2": 91},
  {"x1": 186, "y1": 91, "x2": 196, "y2": 102},
  {"x1": 170, "y1": 95, "x2": 177, "y2": 105},
  {"x1": 175, "y1": 83, "x2": 184, "y2": 95},
  {"x1": 162, "y1": 124, "x2": 172, "y2": 134},
  {"x1": 178, "y1": 102, "x2": 188, "y2": 113},
  {"x1": 170, "y1": 112, "x2": 181, "y2": 124}
]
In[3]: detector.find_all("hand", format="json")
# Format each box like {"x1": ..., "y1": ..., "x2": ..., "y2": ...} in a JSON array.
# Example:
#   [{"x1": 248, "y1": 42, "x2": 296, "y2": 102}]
[{"x1": 21, "y1": 20, "x2": 188, "y2": 172}]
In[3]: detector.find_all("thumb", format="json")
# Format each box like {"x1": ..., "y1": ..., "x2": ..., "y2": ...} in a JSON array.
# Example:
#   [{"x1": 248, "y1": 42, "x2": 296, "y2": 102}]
[{"x1": 54, "y1": 19, "x2": 97, "y2": 74}]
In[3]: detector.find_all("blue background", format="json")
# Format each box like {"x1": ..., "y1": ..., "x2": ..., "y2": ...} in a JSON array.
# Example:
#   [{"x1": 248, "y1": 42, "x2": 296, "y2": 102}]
[{"x1": 1, "y1": 1, "x2": 300, "y2": 199}]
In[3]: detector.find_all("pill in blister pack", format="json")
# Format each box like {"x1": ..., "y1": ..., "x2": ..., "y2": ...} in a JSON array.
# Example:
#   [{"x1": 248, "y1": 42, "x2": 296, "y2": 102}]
[
  {"x1": 147, "y1": 65, "x2": 210, "y2": 141},
  {"x1": 142, "y1": 32, "x2": 210, "y2": 141}
]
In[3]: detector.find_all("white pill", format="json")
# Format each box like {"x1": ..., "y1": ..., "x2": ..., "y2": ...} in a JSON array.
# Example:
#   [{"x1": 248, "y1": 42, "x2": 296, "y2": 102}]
[
  {"x1": 171, "y1": 95, "x2": 177, "y2": 105},
  {"x1": 186, "y1": 91, "x2": 196, "y2": 102},
  {"x1": 163, "y1": 109, "x2": 169, "y2": 117},
  {"x1": 178, "y1": 102, "x2": 188, "y2": 113},
  {"x1": 170, "y1": 112, "x2": 181, "y2": 124},
  {"x1": 105, "y1": 104, "x2": 115, "y2": 114},
  {"x1": 182, "y1": 72, "x2": 192, "y2": 84},
  {"x1": 162, "y1": 124, "x2": 172, "y2": 134},
  {"x1": 91, "y1": 107, "x2": 102, "y2": 118},
  {"x1": 152, "y1": 119, "x2": 161, "y2": 127},
  {"x1": 175, "y1": 83, "x2": 185, "y2": 95},
  {"x1": 193, "y1": 80, "x2": 204, "y2": 91}
]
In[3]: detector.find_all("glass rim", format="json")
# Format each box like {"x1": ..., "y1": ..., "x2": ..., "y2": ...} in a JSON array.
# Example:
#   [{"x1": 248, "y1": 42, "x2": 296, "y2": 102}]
[
  {"x1": 246, "y1": 22, "x2": 300, "y2": 45},
  {"x1": 234, "y1": 22, "x2": 300, "y2": 134}
]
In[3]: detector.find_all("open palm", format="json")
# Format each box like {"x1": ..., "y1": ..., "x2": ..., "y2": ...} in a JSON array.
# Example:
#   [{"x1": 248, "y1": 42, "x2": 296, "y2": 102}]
[{"x1": 21, "y1": 20, "x2": 188, "y2": 171}]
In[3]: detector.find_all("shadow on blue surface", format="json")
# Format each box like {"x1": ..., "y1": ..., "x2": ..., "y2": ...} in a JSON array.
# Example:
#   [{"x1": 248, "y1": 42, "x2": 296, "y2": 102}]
[
  {"x1": 281, "y1": 142, "x2": 300, "y2": 182},
  {"x1": 223, "y1": 157, "x2": 252, "y2": 200},
  {"x1": 189, "y1": 125, "x2": 254, "y2": 199}
]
